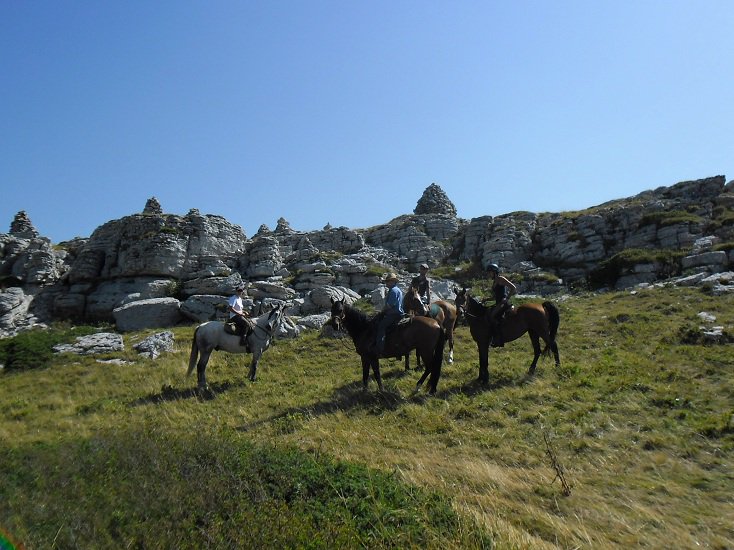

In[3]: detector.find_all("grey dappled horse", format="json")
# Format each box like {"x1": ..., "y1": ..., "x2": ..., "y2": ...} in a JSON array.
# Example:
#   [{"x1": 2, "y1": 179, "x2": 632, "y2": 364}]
[{"x1": 187, "y1": 303, "x2": 288, "y2": 391}]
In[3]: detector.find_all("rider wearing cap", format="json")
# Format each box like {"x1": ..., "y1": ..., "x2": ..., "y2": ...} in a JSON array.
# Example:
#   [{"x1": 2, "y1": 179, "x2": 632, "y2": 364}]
[
  {"x1": 487, "y1": 263, "x2": 516, "y2": 347},
  {"x1": 228, "y1": 283, "x2": 251, "y2": 347},
  {"x1": 410, "y1": 263, "x2": 431, "y2": 306},
  {"x1": 376, "y1": 272, "x2": 404, "y2": 354}
]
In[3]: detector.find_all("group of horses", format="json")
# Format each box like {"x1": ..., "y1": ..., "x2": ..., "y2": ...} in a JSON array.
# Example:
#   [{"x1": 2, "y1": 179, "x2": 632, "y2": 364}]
[{"x1": 187, "y1": 283, "x2": 561, "y2": 396}]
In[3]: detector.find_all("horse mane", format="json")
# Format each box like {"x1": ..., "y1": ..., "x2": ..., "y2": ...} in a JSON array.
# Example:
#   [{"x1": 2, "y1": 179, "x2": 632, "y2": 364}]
[
  {"x1": 343, "y1": 303, "x2": 371, "y2": 324},
  {"x1": 466, "y1": 294, "x2": 488, "y2": 315}
]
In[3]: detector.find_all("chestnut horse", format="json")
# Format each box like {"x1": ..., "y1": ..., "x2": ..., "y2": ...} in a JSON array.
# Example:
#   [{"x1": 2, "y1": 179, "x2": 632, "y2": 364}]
[
  {"x1": 456, "y1": 290, "x2": 560, "y2": 384},
  {"x1": 330, "y1": 299, "x2": 446, "y2": 394},
  {"x1": 402, "y1": 286, "x2": 458, "y2": 368}
]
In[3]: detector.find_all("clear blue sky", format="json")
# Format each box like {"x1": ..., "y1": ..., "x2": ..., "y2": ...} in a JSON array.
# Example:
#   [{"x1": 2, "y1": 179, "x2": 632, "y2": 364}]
[{"x1": 2, "y1": 1, "x2": 732, "y2": 243}]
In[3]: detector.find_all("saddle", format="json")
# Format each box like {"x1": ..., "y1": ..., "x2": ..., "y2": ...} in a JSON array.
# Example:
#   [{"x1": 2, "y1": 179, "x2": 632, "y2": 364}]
[
  {"x1": 224, "y1": 318, "x2": 255, "y2": 336},
  {"x1": 428, "y1": 303, "x2": 441, "y2": 318}
]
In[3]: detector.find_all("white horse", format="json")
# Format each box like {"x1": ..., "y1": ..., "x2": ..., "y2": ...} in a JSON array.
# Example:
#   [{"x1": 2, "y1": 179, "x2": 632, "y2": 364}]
[{"x1": 187, "y1": 303, "x2": 288, "y2": 391}]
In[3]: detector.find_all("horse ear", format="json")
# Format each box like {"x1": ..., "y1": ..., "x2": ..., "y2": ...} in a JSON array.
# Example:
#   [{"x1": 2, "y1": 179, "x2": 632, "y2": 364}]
[{"x1": 330, "y1": 297, "x2": 335, "y2": 304}]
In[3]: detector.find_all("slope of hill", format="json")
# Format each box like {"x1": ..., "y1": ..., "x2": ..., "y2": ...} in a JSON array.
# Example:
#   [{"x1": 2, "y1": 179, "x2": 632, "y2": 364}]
[{"x1": 1, "y1": 285, "x2": 732, "y2": 548}]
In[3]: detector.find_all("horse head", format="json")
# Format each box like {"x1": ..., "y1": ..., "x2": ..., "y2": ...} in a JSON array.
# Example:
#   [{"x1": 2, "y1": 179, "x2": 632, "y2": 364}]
[
  {"x1": 330, "y1": 298, "x2": 346, "y2": 332},
  {"x1": 454, "y1": 286, "x2": 468, "y2": 321},
  {"x1": 404, "y1": 285, "x2": 427, "y2": 316},
  {"x1": 266, "y1": 303, "x2": 287, "y2": 333}
]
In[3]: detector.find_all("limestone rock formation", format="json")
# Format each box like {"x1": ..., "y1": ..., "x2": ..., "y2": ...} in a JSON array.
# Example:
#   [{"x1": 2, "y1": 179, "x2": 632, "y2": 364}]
[
  {"x1": 52, "y1": 332, "x2": 124, "y2": 355},
  {"x1": 414, "y1": 183, "x2": 457, "y2": 216},
  {"x1": 1, "y1": 174, "x2": 733, "y2": 336},
  {"x1": 9, "y1": 211, "x2": 39, "y2": 239},
  {"x1": 143, "y1": 197, "x2": 163, "y2": 215},
  {"x1": 132, "y1": 331, "x2": 175, "y2": 359}
]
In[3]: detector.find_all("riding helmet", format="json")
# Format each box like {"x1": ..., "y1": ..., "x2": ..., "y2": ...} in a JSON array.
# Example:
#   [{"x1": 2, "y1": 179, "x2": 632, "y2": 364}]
[{"x1": 487, "y1": 263, "x2": 500, "y2": 274}]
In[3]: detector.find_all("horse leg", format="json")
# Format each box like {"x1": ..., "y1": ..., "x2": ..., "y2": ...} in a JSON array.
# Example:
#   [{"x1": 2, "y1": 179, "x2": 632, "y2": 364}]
[
  {"x1": 552, "y1": 340, "x2": 561, "y2": 366},
  {"x1": 196, "y1": 349, "x2": 212, "y2": 391},
  {"x1": 528, "y1": 332, "x2": 541, "y2": 374},
  {"x1": 415, "y1": 349, "x2": 422, "y2": 370},
  {"x1": 447, "y1": 329, "x2": 454, "y2": 364},
  {"x1": 371, "y1": 356, "x2": 384, "y2": 392},
  {"x1": 415, "y1": 349, "x2": 431, "y2": 389},
  {"x1": 477, "y1": 340, "x2": 489, "y2": 385},
  {"x1": 404, "y1": 352, "x2": 410, "y2": 371},
  {"x1": 361, "y1": 355, "x2": 371, "y2": 390},
  {"x1": 248, "y1": 350, "x2": 262, "y2": 381}
]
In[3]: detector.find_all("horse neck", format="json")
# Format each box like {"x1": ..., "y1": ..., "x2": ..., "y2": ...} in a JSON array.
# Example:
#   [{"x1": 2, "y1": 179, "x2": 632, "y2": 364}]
[
  {"x1": 467, "y1": 298, "x2": 487, "y2": 318},
  {"x1": 406, "y1": 292, "x2": 425, "y2": 315},
  {"x1": 342, "y1": 306, "x2": 371, "y2": 339}
]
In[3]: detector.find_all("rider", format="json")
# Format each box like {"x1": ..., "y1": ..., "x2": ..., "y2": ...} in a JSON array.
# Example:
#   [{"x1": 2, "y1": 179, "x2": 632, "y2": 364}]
[
  {"x1": 486, "y1": 263, "x2": 516, "y2": 347},
  {"x1": 376, "y1": 272, "x2": 404, "y2": 354},
  {"x1": 411, "y1": 263, "x2": 431, "y2": 307},
  {"x1": 228, "y1": 283, "x2": 251, "y2": 348}
]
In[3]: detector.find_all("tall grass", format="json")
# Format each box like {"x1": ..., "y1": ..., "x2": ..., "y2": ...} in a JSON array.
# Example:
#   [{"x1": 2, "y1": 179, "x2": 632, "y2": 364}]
[{"x1": 1, "y1": 286, "x2": 733, "y2": 548}]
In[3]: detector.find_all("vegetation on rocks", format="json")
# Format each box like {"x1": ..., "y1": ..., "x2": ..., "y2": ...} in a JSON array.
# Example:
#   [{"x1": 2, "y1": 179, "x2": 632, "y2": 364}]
[
  {"x1": 588, "y1": 248, "x2": 686, "y2": 289},
  {"x1": 1, "y1": 286, "x2": 733, "y2": 548},
  {"x1": 639, "y1": 210, "x2": 704, "y2": 228}
]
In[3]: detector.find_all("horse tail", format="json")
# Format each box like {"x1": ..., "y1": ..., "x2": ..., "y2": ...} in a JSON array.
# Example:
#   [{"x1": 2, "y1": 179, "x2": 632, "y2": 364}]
[
  {"x1": 187, "y1": 325, "x2": 200, "y2": 376},
  {"x1": 428, "y1": 327, "x2": 447, "y2": 394},
  {"x1": 542, "y1": 302, "x2": 560, "y2": 355}
]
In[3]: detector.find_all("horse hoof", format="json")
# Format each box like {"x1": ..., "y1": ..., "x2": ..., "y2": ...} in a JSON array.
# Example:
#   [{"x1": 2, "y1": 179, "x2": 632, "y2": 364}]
[{"x1": 197, "y1": 386, "x2": 214, "y2": 399}]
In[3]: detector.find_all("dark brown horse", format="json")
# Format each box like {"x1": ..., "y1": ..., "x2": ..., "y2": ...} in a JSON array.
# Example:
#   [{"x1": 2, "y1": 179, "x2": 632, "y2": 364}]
[
  {"x1": 402, "y1": 286, "x2": 458, "y2": 368},
  {"x1": 457, "y1": 290, "x2": 560, "y2": 384},
  {"x1": 330, "y1": 299, "x2": 446, "y2": 394}
]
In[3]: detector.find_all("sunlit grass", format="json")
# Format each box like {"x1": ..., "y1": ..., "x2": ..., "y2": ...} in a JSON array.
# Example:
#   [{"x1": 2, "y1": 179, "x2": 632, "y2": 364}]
[{"x1": 1, "y1": 286, "x2": 733, "y2": 548}]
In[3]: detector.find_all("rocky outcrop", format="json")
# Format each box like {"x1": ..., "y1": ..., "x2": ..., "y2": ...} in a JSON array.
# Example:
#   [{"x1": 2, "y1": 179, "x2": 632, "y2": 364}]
[
  {"x1": 53, "y1": 332, "x2": 124, "y2": 355},
  {"x1": 2, "y1": 178, "x2": 733, "y2": 336},
  {"x1": 414, "y1": 183, "x2": 457, "y2": 216},
  {"x1": 132, "y1": 331, "x2": 175, "y2": 359},
  {"x1": 112, "y1": 297, "x2": 182, "y2": 331}
]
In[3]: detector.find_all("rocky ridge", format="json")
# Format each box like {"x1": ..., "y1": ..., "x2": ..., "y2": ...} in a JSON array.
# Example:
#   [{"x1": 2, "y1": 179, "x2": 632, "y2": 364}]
[{"x1": 1, "y1": 177, "x2": 733, "y2": 337}]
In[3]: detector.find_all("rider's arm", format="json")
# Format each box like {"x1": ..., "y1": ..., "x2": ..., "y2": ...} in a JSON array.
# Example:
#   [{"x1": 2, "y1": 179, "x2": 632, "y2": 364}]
[{"x1": 499, "y1": 276, "x2": 517, "y2": 298}]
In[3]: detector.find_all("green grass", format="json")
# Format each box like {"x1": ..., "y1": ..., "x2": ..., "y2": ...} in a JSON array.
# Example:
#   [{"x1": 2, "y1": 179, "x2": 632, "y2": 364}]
[{"x1": 1, "y1": 287, "x2": 733, "y2": 548}]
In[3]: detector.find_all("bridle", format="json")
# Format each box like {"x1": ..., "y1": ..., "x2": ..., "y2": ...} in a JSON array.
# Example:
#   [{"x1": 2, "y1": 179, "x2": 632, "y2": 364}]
[
  {"x1": 252, "y1": 305, "x2": 285, "y2": 338},
  {"x1": 331, "y1": 307, "x2": 346, "y2": 333}
]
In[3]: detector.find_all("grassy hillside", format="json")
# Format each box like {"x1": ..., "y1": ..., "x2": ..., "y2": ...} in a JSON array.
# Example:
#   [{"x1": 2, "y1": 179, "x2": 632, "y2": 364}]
[{"x1": 1, "y1": 286, "x2": 733, "y2": 548}]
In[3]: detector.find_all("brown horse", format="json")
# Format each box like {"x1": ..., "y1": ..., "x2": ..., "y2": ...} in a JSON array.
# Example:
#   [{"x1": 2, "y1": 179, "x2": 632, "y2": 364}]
[
  {"x1": 330, "y1": 299, "x2": 446, "y2": 394},
  {"x1": 402, "y1": 286, "x2": 458, "y2": 368},
  {"x1": 457, "y1": 290, "x2": 560, "y2": 385}
]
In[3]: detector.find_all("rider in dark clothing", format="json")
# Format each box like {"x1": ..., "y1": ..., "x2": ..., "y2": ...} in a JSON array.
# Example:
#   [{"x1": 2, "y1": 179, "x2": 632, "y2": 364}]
[
  {"x1": 487, "y1": 263, "x2": 516, "y2": 347},
  {"x1": 410, "y1": 263, "x2": 431, "y2": 307}
]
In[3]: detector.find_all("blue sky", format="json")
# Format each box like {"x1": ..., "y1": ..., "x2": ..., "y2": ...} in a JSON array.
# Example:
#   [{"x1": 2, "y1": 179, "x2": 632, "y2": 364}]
[{"x1": 2, "y1": 1, "x2": 732, "y2": 243}]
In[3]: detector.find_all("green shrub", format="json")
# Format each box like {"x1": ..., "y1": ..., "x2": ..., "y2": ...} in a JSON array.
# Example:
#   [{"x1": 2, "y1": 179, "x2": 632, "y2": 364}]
[
  {"x1": 712, "y1": 241, "x2": 734, "y2": 252},
  {"x1": 639, "y1": 210, "x2": 703, "y2": 228},
  {"x1": 0, "y1": 325, "x2": 99, "y2": 370},
  {"x1": 431, "y1": 259, "x2": 486, "y2": 286}
]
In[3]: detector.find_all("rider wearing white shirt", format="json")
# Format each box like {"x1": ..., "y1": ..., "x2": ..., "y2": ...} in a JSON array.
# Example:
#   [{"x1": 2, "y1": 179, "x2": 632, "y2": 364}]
[{"x1": 228, "y1": 283, "x2": 250, "y2": 346}]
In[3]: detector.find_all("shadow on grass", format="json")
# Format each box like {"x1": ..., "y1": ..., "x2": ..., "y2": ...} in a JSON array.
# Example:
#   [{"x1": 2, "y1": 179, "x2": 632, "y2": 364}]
[
  {"x1": 129, "y1": 379, "x2": 246, "y2": 405},
  {"x1": 236, "y1": 378, "x2": 414, "y2": 432}
]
